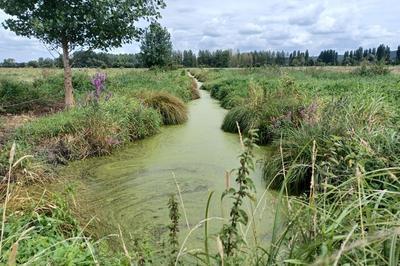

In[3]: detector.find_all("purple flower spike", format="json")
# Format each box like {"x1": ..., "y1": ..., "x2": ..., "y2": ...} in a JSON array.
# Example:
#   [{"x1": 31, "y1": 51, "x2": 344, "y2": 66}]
[{"x1": 90, "y1": 72, "x2": 108, "y2": 103}]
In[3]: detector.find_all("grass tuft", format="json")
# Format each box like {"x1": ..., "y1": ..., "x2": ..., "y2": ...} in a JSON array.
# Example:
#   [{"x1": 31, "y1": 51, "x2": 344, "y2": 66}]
[{"x1": 142, "y1": 91, "x2": 188, "y2": 125}]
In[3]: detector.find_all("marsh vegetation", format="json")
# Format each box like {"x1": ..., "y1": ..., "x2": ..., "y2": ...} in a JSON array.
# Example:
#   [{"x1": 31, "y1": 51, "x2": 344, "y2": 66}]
[{"x1": 1, "y1": 66, "x2": 400, "y2": 265}]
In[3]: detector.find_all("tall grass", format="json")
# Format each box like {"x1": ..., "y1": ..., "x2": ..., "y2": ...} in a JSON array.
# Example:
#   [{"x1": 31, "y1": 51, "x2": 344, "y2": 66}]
[
  {"x1": 0, "y1": 144, "x2": 125, "y2": 264},
  {"x1": 264, "y1": 93, "x2": 397, "y2": 194},
  {"x1": 0, "y1": 69, "x2": 194, "y2": 179},
  {"x1": 0, "y1": 71, "x2": 91, "y2": 114},
  {"x1": 221, "y1": 77, "x2": 314, "y2": 145},
  {"x1": 265, "y1": 161, "x2": 400, "y2": 265},
  {"x1": 186, "y1": 68, "x2": 400, "y2": 265},
  {"x1": 142, "y1": 91, "x2": 188, "y2": 125}
]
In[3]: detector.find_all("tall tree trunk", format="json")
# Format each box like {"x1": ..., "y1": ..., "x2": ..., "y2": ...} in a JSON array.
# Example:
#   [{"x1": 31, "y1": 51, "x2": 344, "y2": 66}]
[{"x1": 62, "y1": 41, "x2": 74, "y2": 108}]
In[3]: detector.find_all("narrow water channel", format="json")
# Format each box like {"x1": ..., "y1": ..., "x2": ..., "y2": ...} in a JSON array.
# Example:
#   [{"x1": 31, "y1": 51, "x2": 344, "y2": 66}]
[{"x1": 66, "y1": 82, "x2": 276, "y2": 249}]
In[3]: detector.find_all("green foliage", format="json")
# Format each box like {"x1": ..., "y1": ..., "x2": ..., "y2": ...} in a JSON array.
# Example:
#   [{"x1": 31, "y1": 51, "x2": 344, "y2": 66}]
[
  {"x1": 0, "y1": 71, "x2": 92, "y2": 114},
  {"x1": 222, "y1": 106, "x2": 259, "y2": 134},
  {"x1": 110, "y1": 70, "x2": 193, "y2": 102},
  {"x1": 220, "y1": 130, "x2": 258, "y2": 257},
  {"x1": 354, "y1": 62, "x2": 390, "y2": 76},
  {"x1": 140, "y1": 22, "x2": 173, "y2": 67},
  {"x1": 142, "y1": 91, "x2": 188, "y2": 125},
  {"x1": 0, "y1": 0, "x2": 165, "y2": 50},
  {"x1": 0, "y1": 79, "x2": 41, "y2": 114},
  {"x1": 167, "y1": 194, "x2": 180, "y2": 265},
  {"x1": 397, "y1": 46, "x2": 400, "y2": 65},
  {"x1": 220, "y1": 76, "x2": 313, "y2": 145},
  {"x1": 34, "y1": 71, "x2": 92, "y2": 94},
  {"x1": 0, "y1": 192, "x2": 122, "y2": 265},
  {"x1": 264, "y1": 93, "x2": 397, "y2": 193},
  {"x1": 14, "y1": 97, "x2": 161, "y2": 163}
]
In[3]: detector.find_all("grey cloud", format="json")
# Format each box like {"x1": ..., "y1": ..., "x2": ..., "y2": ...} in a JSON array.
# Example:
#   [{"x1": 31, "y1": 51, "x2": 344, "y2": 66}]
[
  {"x1": 238, "y1": 23, "x2": 263, "y2": 35},
  {"x1": 1, "y1": 0, "x2": 400, "y2": 61}
]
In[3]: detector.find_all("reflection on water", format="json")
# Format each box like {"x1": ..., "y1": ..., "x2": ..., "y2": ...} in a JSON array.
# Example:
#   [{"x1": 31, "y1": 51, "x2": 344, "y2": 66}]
[{"x1": 66, "y1": 88, "x2": 276, "y2": 248}]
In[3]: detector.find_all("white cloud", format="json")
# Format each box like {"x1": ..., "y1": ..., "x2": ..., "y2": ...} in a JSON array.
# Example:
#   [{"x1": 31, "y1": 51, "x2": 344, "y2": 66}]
[{"x1": 0, "y1": 0, "x2": 399, "y2": 61}]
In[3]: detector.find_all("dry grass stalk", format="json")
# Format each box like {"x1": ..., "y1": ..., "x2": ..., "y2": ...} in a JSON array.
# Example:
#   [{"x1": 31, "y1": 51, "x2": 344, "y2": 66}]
[
  {"x1": 0, "y1": 142, "x2": 16, "y2": 257},
  {"x1": 172, "y1": 172, "x2": 190, "y2": 230}
]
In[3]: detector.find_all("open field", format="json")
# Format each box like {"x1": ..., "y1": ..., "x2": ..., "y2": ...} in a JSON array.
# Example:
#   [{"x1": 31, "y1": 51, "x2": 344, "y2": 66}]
[
  {"x1": 1, "y1": 66, "x2": 400, "y2": 264},
  {"x1": 1, "y1": 65, "x2": 400, "y2": 81}
]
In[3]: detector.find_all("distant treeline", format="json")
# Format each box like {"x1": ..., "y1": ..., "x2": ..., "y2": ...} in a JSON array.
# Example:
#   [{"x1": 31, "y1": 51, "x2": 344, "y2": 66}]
[{"x1": 2, "y1": 44, "x2": 400, "y2": 68}]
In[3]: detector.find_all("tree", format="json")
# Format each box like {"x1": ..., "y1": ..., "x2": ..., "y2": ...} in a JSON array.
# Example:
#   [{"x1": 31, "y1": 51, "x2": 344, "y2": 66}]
[
  {"x1": 305, "y1": 50, "x2": 310, "y2": 66},
  {"x1": 317, "y1": 50, "x2": 338, "y2": 65},
  {"x1": 182, "y1": 50, "x2": 196, "y2": 67},
  {"x1": 27, "y1": 60, "x2": 39, "y2": 68},
  {"x1": 376, "y1": 44, "x2": 386, "y2": 62},
  {"x1": 171, "y1": 51, "x2": 183, "y2": 66},
  {"x1": 140, "y1": 22, "x2": 172, "y2": 67},
  {"x1": 0, "y1": 0, "x2": 165, "y2": 108},
  {"x1": 1, "y1": 58, "x2": 16, "y2": 67},
  {"x1": 397, "y1": 46, "x2": 400, "y2": 65}
]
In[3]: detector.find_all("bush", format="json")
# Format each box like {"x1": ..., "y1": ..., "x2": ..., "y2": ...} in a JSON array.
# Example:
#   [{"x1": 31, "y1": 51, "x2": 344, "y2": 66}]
[
  {"x1": 222, "y1": 106, "x2": 258, "y2": 133},
  {"x1": 190, "y1": 78, "x2": 200, "y2": 100},
  {"x1": 354, "y1": 62, "x2": 390, "y2": 76}
]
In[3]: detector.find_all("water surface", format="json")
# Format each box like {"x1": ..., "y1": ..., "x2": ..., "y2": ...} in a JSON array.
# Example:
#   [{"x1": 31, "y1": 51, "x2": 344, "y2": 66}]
[{"x1": 66, "y1": 87, "x2": 276, "y2": 248}]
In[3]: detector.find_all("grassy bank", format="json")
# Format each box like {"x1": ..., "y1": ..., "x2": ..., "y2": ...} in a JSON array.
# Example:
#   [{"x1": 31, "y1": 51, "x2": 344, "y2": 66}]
[
  {"x1": 1, "y1": 67, "x2": 399, "y2": 264},
  {"x1": 0, "y1": 69, "x2": 194, "y2": 180},
  {"x1": 188, "y1": 67, "x2": 400, "y2": 264},
  {"x1": 0, "y1": 68, "x2": 197, "y2": 264}
]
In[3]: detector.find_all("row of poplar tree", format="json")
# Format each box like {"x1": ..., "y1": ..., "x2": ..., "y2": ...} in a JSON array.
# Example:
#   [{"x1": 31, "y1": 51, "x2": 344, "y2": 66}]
[{"x1": 3, "y1": 45, "x2": 399, "y2": 69}]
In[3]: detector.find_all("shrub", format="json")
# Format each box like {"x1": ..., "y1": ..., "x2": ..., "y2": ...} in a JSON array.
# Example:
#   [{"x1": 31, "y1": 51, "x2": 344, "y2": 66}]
[
  {"x1": 354, "y1": 62, "x2": 390, "y2": 76},
  {"x1": 142, "y1": 91, "x2": 188, "y2": 125}
]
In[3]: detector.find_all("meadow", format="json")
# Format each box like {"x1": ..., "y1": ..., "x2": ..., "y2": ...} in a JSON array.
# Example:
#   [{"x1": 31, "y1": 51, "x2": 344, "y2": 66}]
[{"x1": 1, "y1": 66, "x2": 400, "y2": 265}]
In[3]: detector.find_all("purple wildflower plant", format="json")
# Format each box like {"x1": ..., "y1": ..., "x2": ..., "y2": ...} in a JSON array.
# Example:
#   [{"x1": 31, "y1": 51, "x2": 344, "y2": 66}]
[{"x1": 88, "y1": 72, "x2": 110, "y2": 105}]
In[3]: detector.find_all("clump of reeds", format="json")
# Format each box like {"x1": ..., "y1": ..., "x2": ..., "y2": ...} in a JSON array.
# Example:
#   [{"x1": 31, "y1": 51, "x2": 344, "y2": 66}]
[
  {"x1": 221, "y1": 79, "x2": 315, "y2": 145},
  {"x1": 190, "y1": 78, "x2": 201, "y2": 100},
  {"x1": 263, "y1": 93, "x2": 397, "y2": 194},
  {"x1": 221, "y1": 105, "x2": 258, "y2": 134},
  {"x1": 264, "y1": 146, "x2": 400, "y2": 265},
  {"x1": 142, "y1": 91, "x2": 188, "y2": 125}
]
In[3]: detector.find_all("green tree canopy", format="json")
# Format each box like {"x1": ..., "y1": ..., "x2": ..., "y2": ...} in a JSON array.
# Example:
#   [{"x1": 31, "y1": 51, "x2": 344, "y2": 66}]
[
  {"x1": 0, "y1": 0, "x2": 165, "y2": 107},
  {"x1": 396, "y1": 46, "x2": 400, "y2": 65},
  {"x1": 140, "y1": 22, "x2": 173, "y2": 67}
]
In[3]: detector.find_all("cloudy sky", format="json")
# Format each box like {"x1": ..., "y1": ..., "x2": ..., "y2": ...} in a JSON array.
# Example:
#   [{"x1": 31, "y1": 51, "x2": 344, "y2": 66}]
[{"x1": 0, "y1": 0, "x2": 399, "y2": 61}]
